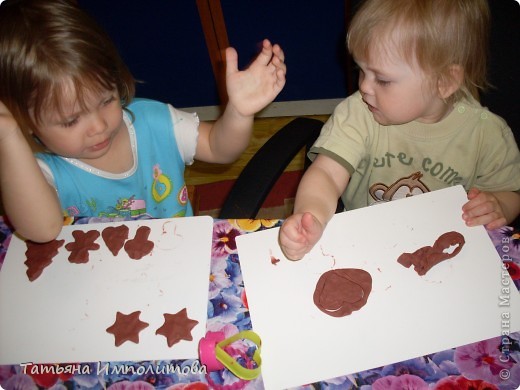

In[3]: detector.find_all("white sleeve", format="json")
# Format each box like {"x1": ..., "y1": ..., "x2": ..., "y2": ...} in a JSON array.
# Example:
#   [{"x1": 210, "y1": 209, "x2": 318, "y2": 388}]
[
  {"x1": 36, "y1": 158, "x2": 57, "y2": 189},
  {"x1": 168, "y1": 105, "x2": 199, "y2": 166}
]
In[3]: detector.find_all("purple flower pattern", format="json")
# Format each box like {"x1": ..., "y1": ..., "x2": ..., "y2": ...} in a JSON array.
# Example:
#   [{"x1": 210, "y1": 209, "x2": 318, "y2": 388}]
[{"x1": 0, "y1": 217, "x2": 518, "y2": 389}]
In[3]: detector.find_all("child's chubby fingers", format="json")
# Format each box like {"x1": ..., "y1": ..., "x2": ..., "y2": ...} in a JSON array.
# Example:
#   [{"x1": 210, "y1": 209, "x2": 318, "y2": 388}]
[
  {"x1": 271, "y1": 43, "x2": 286, "y2": 66},
  {"x1": 463, "y1": 189, "x2": 498, "y2": 213},
  {"x1": 253, "y1": 39, "x2": 275, "y2": 67},
  {"x1": 466, "y1": 187, "x2": 481, "y2": 200},
  {"x1": 300, "y1": 212, "x2": 323, "y2": 239},
  {"x1": 253, "y1": 40, "x2": 286, "y2": 75},
  {"x1": 280, "y1": 215, "x2": 306, "y2": 243},
  {"x1": 271, "y1": 48, "x2": 287, "y2": 83},
  {"x1": 462, "y1": 201, "x2": 490, "y2": 226},
  {"x1": 463, "y1": 188, "x2": 486, "y2": 215},
  {"x1": 463, "y1": 209, "x2": 489, "y2": 226},
  {"x1": 273, "y1": 43, "x2": 284, "y2": 58},
  {"x1": 281, "y1": 213, "x2": 324, "y2": 260},
  {"x1": 283, "y1": 250, "x2": 307, "y2": 262},
  {"x1": 279, "y1": 216, "x2": 311, "y2": 260},
  {"x1": 462, "y1": 189, "x2": 504, "y2": 228},
  {"x1": 484, "y1": 216, "x2": 508, "y2": 231},
  {"x1": 224, "y1": 46, "x2": 239, "y2": 76},
  {"x1": 279, "y1": 240, "x2": 309, "y2": 261},
  {"x1": 281, "y1": 212, "x2": 321, "y2": 241},
  {"x1": 464, "y1": 212, "x2": 506, "y2": 229}
]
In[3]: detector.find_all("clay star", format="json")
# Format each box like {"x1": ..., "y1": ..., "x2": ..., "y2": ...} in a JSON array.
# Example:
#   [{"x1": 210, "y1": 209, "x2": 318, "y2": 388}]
[
  {"x1": 155, "y1": 308, "x2": 199, "y2": 347},
  {"x1": 65, "y1": 230, "x2": 100, "y2": 263},
  {"x1": 106, "y1": 311, "x2": 149, "y2": 347}
]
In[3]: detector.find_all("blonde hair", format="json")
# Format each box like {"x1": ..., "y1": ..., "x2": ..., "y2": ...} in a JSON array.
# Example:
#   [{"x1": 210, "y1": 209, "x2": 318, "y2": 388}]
[
  {"x1": 347, "y1": 0, "x2": 490, "y2": 101},
  {"x1": 0, "y1": 0, "x2": 135, "y2": 134}
]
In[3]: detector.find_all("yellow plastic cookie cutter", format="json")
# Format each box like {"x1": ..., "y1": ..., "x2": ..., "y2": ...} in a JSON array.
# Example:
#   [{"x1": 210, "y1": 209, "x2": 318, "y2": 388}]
[{"x1": 199, "y1": 330, "x2": 262, "y2": 380}]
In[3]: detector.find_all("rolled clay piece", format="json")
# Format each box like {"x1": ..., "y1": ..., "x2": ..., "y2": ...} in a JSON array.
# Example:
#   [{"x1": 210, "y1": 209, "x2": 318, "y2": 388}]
[
  {"x1": 397, "y1": 231, "x2": 465, "y2": 276},
  {"x1": 313, "y1": 268, "x2": 372, "y2": 317}
]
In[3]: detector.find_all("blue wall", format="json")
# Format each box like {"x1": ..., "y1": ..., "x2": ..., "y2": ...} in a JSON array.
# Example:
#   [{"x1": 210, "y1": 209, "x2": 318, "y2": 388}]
[
  {"x1": 78, "y1": 1, "x2": 219, "y2": 107},
  {"x1": 221, "y1": 1, "x2": 349, "y2": 103},
  {"x1": 79, "y1": 1, "x2": 350, "y2": 108}
]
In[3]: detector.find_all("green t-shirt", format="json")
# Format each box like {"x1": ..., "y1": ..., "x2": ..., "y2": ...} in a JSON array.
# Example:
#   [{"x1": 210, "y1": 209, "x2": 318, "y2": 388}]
[{"x1": 310, "y1": 91, "x2": 520, "y2": 210}]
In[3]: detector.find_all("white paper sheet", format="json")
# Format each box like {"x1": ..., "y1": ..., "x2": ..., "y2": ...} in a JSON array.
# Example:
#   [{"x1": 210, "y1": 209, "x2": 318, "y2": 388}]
[
  {"x1": 236, "y1": 186, "x2": 520, "y2": 389},
  {"x1": 0, "y1": 216, "x2": 213, "y2": 365}
]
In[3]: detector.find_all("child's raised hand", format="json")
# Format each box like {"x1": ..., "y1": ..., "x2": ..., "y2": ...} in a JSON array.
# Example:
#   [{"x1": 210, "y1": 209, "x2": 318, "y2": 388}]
[
  {"x1": 462, "y1": 188, "x2": 507, "y2": 230},
  {"x1": 225, "y1": 39, "x2": 286, "y2": 117},
  {"x1": 279, "y1": 212, "x2": 324, "y2": 261}
]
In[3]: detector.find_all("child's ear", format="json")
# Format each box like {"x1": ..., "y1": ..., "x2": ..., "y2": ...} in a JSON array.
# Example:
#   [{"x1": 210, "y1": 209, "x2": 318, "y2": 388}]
[{"x1": 437, "y1": 65, "x2": 464, "y2": 100}]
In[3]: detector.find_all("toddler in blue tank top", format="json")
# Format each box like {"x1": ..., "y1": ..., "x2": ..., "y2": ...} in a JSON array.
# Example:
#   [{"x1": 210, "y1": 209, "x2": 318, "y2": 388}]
[{"x1": 0, "y1": 0, "x2": 286, "y2": 242}]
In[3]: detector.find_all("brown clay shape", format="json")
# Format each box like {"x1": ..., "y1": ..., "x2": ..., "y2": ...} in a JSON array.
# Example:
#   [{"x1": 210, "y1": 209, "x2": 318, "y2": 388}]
[
  {"x1": 124, "y1": 226, "x2": 154, "y2": 260},
  {"x1": 106, "y1": 311, "x2": 149, "y2": 347},
  {"x1": 397, "y1": 231, "x2": 465, "y2": 276},
  {"x1": 155, "y1": 308, "x2": 199, "y2": 347},
  {"x1": 102, "y1": 224, "x2": 130, "y2": 256},
  {"x1": 65, "y1": 230, "x2": 100, "y2": 264},
  {"x1": 24, "y1": 239, "x2": 65, "y2": 281},
  {"x1": 313, "y1": 268, "x2": 372, "y2": 317}
]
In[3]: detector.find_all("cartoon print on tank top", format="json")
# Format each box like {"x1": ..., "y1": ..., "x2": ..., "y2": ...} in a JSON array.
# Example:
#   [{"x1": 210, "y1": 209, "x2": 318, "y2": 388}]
[
  {"x1": 152, "y1": 164, "x2": 172, "y2": 203},
  {"x1": 98, "y1": 196, "x2": 147, "y2": 218},
  {"x1": 63, "y1": 196, "x2": 148, "y2": 218},
  {"x1": 178, "y1": 185, "x2": 189, "y2": 207}
]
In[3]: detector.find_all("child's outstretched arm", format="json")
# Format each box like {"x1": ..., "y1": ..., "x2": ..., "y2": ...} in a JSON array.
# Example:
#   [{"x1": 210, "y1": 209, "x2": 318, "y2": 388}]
[
  {"x1": 462, "y1": 188, "x2": 520, "y2": 230},
  {"x1": 0, "y1": 101, "x2": 63, "y2": 242},
  {"x1": 195, "y1": 39, "x2": 286, "y2": 163},
  {"x1": 279, "y1": 155, "x2": 350, "y2": 260}
]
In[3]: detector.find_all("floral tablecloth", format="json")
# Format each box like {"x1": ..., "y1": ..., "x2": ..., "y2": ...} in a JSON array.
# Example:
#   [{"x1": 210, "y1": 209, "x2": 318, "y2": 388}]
[{"x1": 0, "y1": 216, "x2": 519, "y2": 390}]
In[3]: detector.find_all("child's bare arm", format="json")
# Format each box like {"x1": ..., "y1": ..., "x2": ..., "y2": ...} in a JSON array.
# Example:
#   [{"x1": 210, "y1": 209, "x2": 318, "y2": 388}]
[
  {"x1": 0, "y1": 102, "x2": 63, "y2": 242},
  {"x1": 279, "y1": 155, "x2": 350, "y2": 260},
  {"x1": 195, "y1": 39, "x2": 286, "y2": 163},
  {"x1": 462, "y1": 188, "x2": 520, "y2": 230}
]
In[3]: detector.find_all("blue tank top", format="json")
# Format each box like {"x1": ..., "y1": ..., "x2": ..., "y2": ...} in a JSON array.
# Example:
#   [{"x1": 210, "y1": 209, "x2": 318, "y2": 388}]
[{"x1": 37, "y1": 99, "x2": 193, "y2": 218}]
